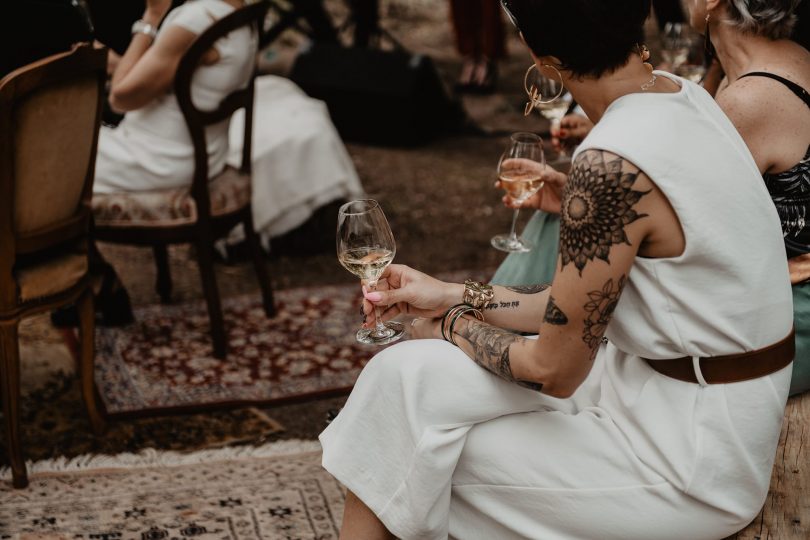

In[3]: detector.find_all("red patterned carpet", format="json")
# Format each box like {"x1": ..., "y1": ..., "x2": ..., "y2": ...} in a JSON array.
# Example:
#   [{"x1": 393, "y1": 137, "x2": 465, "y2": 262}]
[{"x1": 72, "y1": 283, "x2": 371, "y2": 417}]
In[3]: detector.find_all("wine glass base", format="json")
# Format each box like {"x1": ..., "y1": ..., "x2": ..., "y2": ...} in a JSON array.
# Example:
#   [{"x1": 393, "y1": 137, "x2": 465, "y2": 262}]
[
  {"x1": 491, "y1": 234, "x2": 533, "y2": 253},
  {"x1": 356, "y1": 320, "x2": 405, "y2": 345}
]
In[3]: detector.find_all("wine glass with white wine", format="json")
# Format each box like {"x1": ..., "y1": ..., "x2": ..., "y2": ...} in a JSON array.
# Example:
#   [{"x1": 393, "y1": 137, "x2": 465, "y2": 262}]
[
  {"x1": 530, "y1": 69, "x2": 573, "y2": 157},
  {"x1": 337, "y1": 199, "x2": 404, "y2": 345},
  {"x1": 491, "y1": 132, "x2": 546, "y2": 253}
]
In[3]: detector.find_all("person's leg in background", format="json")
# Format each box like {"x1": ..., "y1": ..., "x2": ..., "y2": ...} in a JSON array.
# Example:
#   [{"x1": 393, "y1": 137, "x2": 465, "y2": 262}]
[
  {"x1": 474, "y1": 0, "x2": 506, "y2": 92},
  {"x1": 449, "y1": 0, "x2": 483, "y2": 91}
]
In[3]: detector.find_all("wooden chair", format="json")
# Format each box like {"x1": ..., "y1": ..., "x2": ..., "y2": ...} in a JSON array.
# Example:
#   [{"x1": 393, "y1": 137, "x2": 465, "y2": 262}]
[
  {"x1": 92, "y1": 1, "x2": 275, "y2": 359},
  {"x1": 0, "y1": 45, "x2": 107, "y2": 489}
]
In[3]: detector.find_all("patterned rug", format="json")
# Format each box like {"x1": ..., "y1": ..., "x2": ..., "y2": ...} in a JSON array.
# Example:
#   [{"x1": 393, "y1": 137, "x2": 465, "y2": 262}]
[
  {"x1": 0, "y1": 441, "x2": 342, "y2": 539},
  {"x1": 77, "y1": 272, "x2": 484, "y2": 417},
  {"x1": 81, "y1": 283, "x2": 371, "y2": 417}
]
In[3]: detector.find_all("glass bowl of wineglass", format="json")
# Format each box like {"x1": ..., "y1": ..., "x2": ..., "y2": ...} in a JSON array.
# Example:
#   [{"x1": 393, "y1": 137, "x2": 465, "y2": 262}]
[
  {"x1": 337, "y1": 199, "x2": 404, "y2": 345},
  {"x1": 529, "y1": 68, "x2": 573, "y2": 157},
  {"x1": 491, "y1": 132, "x2": 546, "y2": 253}
]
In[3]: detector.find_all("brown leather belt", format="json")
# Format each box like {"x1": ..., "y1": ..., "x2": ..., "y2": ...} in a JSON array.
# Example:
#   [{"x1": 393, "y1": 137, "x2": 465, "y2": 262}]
[{"x1": 644, "y1": 328, "x2": 795, "y2": 384}]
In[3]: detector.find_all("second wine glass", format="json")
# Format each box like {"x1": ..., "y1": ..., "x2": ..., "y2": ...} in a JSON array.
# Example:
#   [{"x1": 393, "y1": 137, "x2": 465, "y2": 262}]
[
  {"x1": 491, "y1": 132, "x2": 546, "y2": 253},
  {"x1": 530, "y1": 69, "x2": 574, "y2": 157},
  {"x1": 337, "y1": 199, "x2": 404, "y2": 345}
]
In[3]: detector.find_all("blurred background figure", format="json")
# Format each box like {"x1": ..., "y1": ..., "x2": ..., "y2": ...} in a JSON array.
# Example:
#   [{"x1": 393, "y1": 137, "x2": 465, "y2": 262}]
[
  {"x1": 449, "y1": 0, "x2": 506, "y2": 94},
  {"x1": 686, "y1": 0, "x2": 810, "y2": 395}
]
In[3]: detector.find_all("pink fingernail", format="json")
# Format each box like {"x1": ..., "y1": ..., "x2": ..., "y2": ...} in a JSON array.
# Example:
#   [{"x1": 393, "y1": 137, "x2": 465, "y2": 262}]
[{"x1": 364, "y1": 291, "x2": 383, "y2": 302}]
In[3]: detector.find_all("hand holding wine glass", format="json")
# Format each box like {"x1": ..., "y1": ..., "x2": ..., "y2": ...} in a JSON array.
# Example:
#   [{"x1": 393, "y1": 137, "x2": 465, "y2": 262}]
[
  {"x1": 337, "y1": 199, "x2": 404, "y2": 345},
  {"x1": 491, "y1": 132, "x2": 546, "y2": 253},
  {"x1": 528, "y1": 66, "x2": 573, "y2": 157}
]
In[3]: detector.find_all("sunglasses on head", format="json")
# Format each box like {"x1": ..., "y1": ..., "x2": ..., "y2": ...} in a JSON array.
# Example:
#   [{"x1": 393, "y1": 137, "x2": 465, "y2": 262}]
[{"x1": 500, "y1": 0, "x2": 520, "y2": 30}]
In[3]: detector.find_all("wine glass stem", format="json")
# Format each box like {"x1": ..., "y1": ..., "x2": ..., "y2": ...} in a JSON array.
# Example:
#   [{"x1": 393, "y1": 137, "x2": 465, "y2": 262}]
[
  {"x1": 367, "y1": 280, "x2": 388, "y2": 335},
  {"x1": 508, "y1": 208, "x2": 521, "y2": 241},
  {"x1": 552, "y1": 118, "x2": 568, "y2": 158}
]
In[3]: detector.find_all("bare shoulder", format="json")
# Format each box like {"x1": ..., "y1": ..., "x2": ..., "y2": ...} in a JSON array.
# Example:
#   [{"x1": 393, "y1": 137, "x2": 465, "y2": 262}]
[{"x1": 715, "y1": 77, "x2": 773, "y2": 127}]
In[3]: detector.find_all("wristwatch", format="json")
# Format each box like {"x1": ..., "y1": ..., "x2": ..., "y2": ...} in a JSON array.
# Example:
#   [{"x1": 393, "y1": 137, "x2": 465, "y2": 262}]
[
  {"x1": 463, "y1": 279, "x2": 495, "y2": 309},
  {"x1": 131, "y1": 19, "x2": 158, "y2": 40}
]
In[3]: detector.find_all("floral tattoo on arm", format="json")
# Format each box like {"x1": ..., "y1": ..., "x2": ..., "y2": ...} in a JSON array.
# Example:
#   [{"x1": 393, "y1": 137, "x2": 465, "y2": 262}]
[
  {"x1": 583, "y1": 276, "x2": 626, "y2": 360},
  {"x1": 455, "y1": 319, "x2": 543, "y2": 392},
  {"x1": 560, "y1": 151, "x2": 649, "y2": 274}
]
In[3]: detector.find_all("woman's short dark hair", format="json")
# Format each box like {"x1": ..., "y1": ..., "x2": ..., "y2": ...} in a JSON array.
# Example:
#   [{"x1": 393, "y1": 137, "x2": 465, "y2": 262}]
[{"x1": 504, "y1": 0, "x2": 652, "y2": 78}]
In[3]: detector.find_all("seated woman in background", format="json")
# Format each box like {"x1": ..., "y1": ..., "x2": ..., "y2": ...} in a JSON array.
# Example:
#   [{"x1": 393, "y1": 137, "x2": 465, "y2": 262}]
[
  {"x1": 94, "y1": 0, "x2": 254, "y2": 193},
  {"x1": 321, "y1": 1, "x2": 794, "y2": 538},
  {"x1": 688, "y1": 0, "x2": 810, "y2": 394}
]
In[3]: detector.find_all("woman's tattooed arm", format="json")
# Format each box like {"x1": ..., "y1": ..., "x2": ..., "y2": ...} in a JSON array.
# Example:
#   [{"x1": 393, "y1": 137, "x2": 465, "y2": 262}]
[
  {"x1": 505, "y1": 284, "x2": 550, "y2": 294},
  {"x1": 453, "y1": 318, "x2": 543, "y2": 391}
]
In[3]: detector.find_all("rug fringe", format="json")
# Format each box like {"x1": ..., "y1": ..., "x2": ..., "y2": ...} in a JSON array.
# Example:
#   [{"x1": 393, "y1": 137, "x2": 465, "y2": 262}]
[{"x1": 0, "y1": 439, "x2": 323, "y2": 479}]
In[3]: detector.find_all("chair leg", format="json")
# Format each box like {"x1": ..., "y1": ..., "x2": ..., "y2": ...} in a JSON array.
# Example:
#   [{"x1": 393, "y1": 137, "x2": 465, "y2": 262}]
[
  {"x1": 153, "y1": 245, "x2": 173, "y2": 304},
  {"x1": 0, "y1": 321, "x2": 27, "y2": 488},
  {"x1": 77, "y1": 289, "x2": 105, "y2": 436},
  {"x1": 244, "y1": 212, "x2": 276, "y2": 318},
  {"x1": 195, "y1": 239, "x2": 227, "y2": 359}
]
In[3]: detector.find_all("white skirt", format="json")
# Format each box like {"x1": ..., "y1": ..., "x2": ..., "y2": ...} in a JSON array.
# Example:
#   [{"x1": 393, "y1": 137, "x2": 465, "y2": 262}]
[{"x1": 320, "y1": 339, "x2": 790, "y2": 539}]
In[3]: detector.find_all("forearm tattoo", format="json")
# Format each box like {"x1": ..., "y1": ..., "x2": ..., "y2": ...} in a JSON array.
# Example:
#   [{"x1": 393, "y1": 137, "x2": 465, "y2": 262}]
[
  {"x1": 505, "y1": 284, "x2": 550, "y2": 294},
  {"x1": 543, "y1": 295, "x2": 568, "y2": 325},
  {"x1": 583, "y1": 275, "x2": 626, "y2": 359},
  {"x1": 560, "y1": 151, "x2": 650, "y2": 274},
  {"x1": 455, "y1": 318, "x2": 543, "y2": 392},
  {"x1": 485, "y1": 301, "x2": 520, "y2": 310}
]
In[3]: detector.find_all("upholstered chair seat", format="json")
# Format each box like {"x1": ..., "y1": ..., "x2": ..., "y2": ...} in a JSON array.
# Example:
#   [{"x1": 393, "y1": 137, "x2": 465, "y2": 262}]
[
  {"x1": 15, "y1": 246, "x2": 88, "y2": 302},
  {"x1": 92, "y1": 167, "x2": 250, "y2": 228}
]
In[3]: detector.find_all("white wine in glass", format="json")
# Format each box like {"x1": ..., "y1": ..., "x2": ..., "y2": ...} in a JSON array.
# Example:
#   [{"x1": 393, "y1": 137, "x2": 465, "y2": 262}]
[
  {"x1": 530, "y1": 68, "x2": 573, "y2": 157},
  {"x1": 337, "y1": 199, "x2": 404, "y2": 345},
  {"x1": 491, "y1": 132, "x2": 546, "y2": 253}
]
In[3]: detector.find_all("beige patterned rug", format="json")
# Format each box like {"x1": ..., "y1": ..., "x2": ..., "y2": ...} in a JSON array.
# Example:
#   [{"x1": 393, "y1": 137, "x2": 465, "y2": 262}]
[{"x1": 0, "y1": 441, "x2": 342, "y2": 540}]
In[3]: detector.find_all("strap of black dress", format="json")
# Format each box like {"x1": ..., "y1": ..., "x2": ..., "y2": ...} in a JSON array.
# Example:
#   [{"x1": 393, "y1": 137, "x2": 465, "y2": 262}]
[{"x1": 739, "y1": 72, "x2": 810, "y2": 109}]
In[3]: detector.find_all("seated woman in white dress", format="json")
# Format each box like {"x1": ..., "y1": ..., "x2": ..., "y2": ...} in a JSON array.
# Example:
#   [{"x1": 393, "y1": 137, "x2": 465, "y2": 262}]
[
  {"x1": 94, "y1": 0, "x2": 256, "y2": 193},
  {"x1": 319, "y1": 1, "x2": 795, "y2": 538}
]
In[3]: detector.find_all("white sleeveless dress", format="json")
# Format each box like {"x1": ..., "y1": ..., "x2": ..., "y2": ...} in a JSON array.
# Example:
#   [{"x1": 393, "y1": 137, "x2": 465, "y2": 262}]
[
  {"x1": 93, "y1": 0, "x2": 256, "y2": 193},
  {"x1": 319, "y1": 73, "x2": 794, "y2": 540}
]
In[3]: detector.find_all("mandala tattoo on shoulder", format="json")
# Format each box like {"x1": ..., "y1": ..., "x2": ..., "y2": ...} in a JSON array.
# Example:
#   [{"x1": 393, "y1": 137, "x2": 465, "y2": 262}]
[
  {"x1": 560, "y1": 151, "x2": 650, "y2": 274},
  {"x1": 455, "y1": 320, "x2": 543, "y2": 392},
  {"x1": 543, "y1": 295, "x2": 568, "y2": 325},
  {"x1": 505, "y1": 284, "x2": 550, "y2": 294},
  {"x1": 583, "y1": 275, "x2": 626, "y2": 357}
]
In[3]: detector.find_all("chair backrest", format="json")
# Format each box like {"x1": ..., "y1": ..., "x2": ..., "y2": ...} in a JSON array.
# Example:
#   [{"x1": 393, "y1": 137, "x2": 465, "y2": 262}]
[
  {"x1": 174, "y1": 0, "x2": 269, "y2": 218},
  {"x1": 0, "y1": 44, "x2": 106, "y2": 305}
]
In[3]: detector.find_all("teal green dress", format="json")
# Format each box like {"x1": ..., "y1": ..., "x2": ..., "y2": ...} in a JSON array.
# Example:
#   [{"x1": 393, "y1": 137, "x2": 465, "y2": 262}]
[
  {"x1": 790, "y1": 282, "x2": 810, "y2": 395},
  {"x1": 491, "y1": 210, "x2": 810, "y2": 396},
  {"x1": 490, "y1": 211, "x2": 559, "y2": 286}
]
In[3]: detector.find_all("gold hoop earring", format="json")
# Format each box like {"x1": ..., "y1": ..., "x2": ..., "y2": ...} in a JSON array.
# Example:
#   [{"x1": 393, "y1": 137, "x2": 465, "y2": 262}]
[{"x1": 523, "y1": 63, "x2": 565, "y2": 116}]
